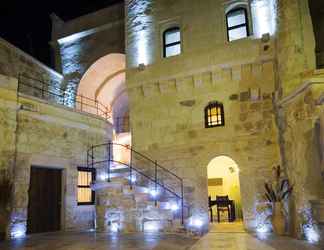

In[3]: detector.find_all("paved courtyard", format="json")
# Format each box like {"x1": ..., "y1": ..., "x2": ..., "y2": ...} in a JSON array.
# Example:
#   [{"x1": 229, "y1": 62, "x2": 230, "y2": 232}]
[{"x1": 0, "y1": 223, "x2": 323, "y2": 250}]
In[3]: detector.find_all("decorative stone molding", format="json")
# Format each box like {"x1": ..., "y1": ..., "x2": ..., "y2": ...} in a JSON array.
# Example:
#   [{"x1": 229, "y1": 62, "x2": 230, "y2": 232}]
[{"x1": 129, "y1": 60, "x2": 275, "y2": 100}]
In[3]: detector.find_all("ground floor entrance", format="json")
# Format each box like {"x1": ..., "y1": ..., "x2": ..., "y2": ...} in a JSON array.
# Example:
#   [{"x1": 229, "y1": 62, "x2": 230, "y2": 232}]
[
  {"x1": 207, "y1": 156, "x2": 243, "y2": 223},
  {"x1": 27, "y1": 167, "x2": 62, "y2": 234}
]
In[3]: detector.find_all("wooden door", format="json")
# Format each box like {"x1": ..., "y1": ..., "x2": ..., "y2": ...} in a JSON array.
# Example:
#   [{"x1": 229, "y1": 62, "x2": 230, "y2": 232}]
[{"x1": 27, "y1": 167, "x2": 62, "y2": 234}]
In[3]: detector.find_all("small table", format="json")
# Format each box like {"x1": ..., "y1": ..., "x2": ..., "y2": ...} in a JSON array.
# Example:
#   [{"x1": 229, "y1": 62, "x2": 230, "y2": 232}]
[{"x1": 209, "y1": 196, "x2": 236, "y2": 222}]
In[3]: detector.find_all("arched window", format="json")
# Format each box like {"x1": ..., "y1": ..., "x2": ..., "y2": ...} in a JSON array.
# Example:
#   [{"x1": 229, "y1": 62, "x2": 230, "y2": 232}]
[
  {"x1": 226, "y1": 7, "x2": 249, "y2": 42},
  {"x1": 163, "y1": 27, "x2": 181, "y2": 58},
  {"x1": 205, "y1": 102, "x2": 225, "y2": 128}
]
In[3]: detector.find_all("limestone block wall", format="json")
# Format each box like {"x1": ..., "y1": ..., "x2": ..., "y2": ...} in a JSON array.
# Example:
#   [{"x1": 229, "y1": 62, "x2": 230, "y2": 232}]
[
  {"x1": 51, "y1": 3, "x2": 125, "y2": 100},
  {"x1": 0, "y1": 75, "x2": 18, "y2": 177},
  {"x1": 277, "y1": 73, "x2": 324, "y2": 237},
  {"x1": 0, "y1": 38, "x2": 63, "y2": 86},
  {"x1": 276, "y1": 0, "x2": 316, "y2": 96},
  {"x1": 127, "y1": 59, "x2": 280, "y2": 231},
  {"x1": 126, "y1": 0, "x2": 281, "y2": 231},
  {"x1": 0, "y1": 75, "x2": 112, "y2": 237}
]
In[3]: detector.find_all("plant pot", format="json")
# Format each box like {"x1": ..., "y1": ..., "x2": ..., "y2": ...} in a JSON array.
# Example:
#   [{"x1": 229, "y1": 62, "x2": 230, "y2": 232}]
[{"x1": 272, "y1": 202, "x2": 286, "y2": 235}]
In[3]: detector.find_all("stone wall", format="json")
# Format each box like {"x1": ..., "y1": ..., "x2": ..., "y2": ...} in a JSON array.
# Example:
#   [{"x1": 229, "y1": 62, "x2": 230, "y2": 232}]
[
  {"x1": 274, "y1": 0, "x2": 324, "y2": 239},
  {"x1": 276, "y1": 0, "x2": 316, "y2": 97},
  {"x1": 0, "y1": 38, "x2": 63, "y2": 85},
  {"x1": 125, "y1": 0, "x2": 281, "y2": 232},
  {"x1": 276, "y1": 72, "x2": 324, "y2": 238},
  {"x1": 51, "y1": 3, "x2": 125, "y2": 100},
  {"x1": 0, "y1": 74, "x2": 112, "y2": 238}
]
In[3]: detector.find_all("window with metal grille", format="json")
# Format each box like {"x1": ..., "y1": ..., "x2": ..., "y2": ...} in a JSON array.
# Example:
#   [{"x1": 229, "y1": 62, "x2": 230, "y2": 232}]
[
  {"x1": 226, "y1": 8, "x2": 249, "y2": 42},
  {"x1": 77, "y1": 167, "x2": 95, "y2": 205},
  {"x1": 163, "y1": 27, "x2": 181, "y2": 58},
  {"x1": 205, "y1": 102, "x2": 225, "y2": 128}
]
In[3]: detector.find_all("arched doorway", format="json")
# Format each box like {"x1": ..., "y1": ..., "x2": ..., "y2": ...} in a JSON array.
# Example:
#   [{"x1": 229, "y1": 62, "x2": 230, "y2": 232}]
[
  {"x1": 207, "y1": 156, "x2": 243, "y2": 229},
  {"x1": 77, "y1": 53, "x2": 130, "y2": 146}
]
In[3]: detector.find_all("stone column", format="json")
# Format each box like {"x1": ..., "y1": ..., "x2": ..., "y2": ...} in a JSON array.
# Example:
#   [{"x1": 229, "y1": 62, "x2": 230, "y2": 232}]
[{"x1": 320, "y1": 113, "x2": 324, "y2": 178}]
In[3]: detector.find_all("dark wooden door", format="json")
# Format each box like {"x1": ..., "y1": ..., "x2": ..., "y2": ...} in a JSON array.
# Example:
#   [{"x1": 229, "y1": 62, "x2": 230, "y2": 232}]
[{"x1": 27, "y1": 167, "x2": 62, "y2": 234}]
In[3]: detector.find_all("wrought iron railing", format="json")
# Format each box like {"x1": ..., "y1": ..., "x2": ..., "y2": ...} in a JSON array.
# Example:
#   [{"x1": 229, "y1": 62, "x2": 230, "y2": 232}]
[
  {"x1": 87, "y1": 142, "x2": 186, "y2": 225},
  {"x1": 17, "y1": 74, "x2": 111, "y2": 120}
]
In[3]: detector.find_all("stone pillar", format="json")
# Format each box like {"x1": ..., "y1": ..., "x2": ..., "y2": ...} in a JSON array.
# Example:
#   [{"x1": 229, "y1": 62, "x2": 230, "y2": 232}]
[
  {"x1": 320, "y1": 113, "x2": 324, "y2": 177},
  {"x1": 276, "y1": 0, "x2": 316, "y2": 96}
]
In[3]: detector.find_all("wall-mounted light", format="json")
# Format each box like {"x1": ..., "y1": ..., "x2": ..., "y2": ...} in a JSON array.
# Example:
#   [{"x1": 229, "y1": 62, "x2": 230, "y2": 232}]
[{"x1": 138, "y1": 63, "x2": 145, "y2": 71}]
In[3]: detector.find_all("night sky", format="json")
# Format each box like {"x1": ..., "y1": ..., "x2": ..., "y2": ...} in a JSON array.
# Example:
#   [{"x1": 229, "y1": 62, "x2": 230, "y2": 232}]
[{"x1": 0, "y1": 0, "x2": 123, "y2": 67}]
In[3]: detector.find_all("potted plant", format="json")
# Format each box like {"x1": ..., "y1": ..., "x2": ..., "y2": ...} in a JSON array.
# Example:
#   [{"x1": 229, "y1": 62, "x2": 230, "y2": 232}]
[
  {"x1": 0, "y1": 173, "x2": 12, "y2": 241},
  {"x1": 264, "y1": 165, "x2": 293, "y2": 235}
]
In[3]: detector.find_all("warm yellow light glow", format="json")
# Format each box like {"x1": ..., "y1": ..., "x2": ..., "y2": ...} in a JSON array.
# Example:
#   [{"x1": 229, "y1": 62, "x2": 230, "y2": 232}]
[
  {"x1": 78, "y1": 171, "x2": 92, "y2": 203},
  {"x1": 207, "y1": 156, "x2": 242, "y2": 219},
  {"x1": 77, "y1": 188, "x2": 92, "y2": 203}
]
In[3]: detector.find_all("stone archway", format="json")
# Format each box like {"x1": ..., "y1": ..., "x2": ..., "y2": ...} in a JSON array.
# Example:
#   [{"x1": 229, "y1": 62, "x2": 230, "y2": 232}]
[
  {"x1": 77, "y1": 53, "x2": 130, "y2": 144},
  {"x1": 207, "y1": 156, "x2": 243, "y2": 224}
]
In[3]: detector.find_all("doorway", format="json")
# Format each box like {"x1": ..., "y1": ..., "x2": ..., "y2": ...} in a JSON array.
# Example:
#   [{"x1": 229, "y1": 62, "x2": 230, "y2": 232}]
[
  {"x1": 207, "y1": 156, "x2": 243, "y2": 226},
  {"x1": 27, "y1": 167, "x2": 62, "y2": 234}
]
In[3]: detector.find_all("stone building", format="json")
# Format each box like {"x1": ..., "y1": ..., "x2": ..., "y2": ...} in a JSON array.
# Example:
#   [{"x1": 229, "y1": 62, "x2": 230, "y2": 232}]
[{"x1": 0, "y1": 0, "x2": 324, "y2": 243}]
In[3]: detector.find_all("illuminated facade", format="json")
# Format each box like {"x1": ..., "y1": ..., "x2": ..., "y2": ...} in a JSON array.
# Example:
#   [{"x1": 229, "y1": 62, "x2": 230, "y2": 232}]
[{"x1": 0, "y1": 0, "x2": 324, "y2": 243}]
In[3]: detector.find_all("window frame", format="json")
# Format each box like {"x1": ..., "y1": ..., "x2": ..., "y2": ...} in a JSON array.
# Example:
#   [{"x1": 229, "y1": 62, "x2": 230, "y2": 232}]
[
  {"x1": 163, "y1": 27, "x2": 181, "y2": 58},
  {"x1": 77, "y1": 167, "x2": 96, "y2": 206},
  {"x1": 204, "y1": 101, "x2": 225, "y2": 128},
  {"x1": 226, "y1": 7, "x2": 249, "y2": 42}
]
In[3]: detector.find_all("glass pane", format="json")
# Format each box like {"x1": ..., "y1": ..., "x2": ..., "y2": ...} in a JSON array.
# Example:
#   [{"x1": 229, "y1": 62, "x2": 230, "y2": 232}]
[
  {"x1": 211, "y1": 107, "x2": 218, "y2": 115},
  {"x1": 228, "y1": 26, "x2": 247, "y2": 41},
  {"x1": 227, "y1": 9, "x2": 246, "y2": 27},
  {"x1": 78, "y1": 187, "x2": 92, "y2": 203},
  {"x1": 165, "y1": 29, "x2": 180, "y2": 45},
  {"x1": 78, "y1": 171, "x2": 92, "y2": 186},
  {"x1": 165, "y1": 44, "x2": 181, "y2": 57}
]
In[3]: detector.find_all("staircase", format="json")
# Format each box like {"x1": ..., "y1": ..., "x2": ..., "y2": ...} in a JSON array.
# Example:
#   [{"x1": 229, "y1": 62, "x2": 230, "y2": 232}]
[{"x1": 87, "y1": 142, "x2": 190, "y2": 233}]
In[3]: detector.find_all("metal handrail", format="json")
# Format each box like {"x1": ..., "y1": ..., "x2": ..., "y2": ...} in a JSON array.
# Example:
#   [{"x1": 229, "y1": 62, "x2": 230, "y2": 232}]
[
  {"x1": 17, "y1": 74, "x2": 112, "y2": 120},
  {"x1": 87, "y1": 142, "x2": 185, "y2": 225},
  {"x1": 88, "y1": 142, "x2": 182, "y2": 181}
]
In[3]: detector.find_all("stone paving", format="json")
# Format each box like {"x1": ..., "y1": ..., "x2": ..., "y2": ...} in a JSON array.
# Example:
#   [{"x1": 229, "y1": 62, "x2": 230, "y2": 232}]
[
  {"x1": 191, "y1": 222, "x2": 323, "y2": 250},
  {"x1": 0, "y1": 223, "x2": 323, "y2": 250},
  {"x1": 0, "y1": 231, "x2": 197, "y2": 250}
]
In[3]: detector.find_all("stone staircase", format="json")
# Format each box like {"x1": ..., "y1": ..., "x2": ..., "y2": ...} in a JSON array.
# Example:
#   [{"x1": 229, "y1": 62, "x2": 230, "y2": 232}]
[{"x1": 89, "y1": 144, "x2": 189, "y2": 233}]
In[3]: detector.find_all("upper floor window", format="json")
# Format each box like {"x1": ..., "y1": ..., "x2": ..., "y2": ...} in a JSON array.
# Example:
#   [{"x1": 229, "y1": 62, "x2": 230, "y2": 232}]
[
  {"x1": 163, "y1": 27, "x2": 181, "y2": 58},
  {"x1": 205, "y1": 102, "x2": 225, "y2": 128},
  {"x1": 77, "y1": 167, "x2": 95, "y2": 205},
  {"x1": 226, "y1": 8, "x2": 249, "y2": 42}
]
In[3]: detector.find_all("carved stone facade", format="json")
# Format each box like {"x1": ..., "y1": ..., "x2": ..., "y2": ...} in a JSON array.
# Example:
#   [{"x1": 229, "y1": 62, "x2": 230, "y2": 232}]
[{"x1": 1, "y1": 0, "x2": 324, "y2": 243}]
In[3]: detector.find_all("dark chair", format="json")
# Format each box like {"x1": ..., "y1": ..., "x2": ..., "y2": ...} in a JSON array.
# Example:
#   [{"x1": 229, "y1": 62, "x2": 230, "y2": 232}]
[{"x1": 216, "y1": 195, "x2": 231, "y2": 223}]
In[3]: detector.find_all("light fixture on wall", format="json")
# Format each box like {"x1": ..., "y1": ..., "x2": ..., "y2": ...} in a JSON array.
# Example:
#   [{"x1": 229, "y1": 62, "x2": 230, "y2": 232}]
[
  {"x1": 138, "y1": 63, "x2": 146, "y2": 71},
  {"x1": 261, "y1": 33, "x2": 270, "y2": 43}
]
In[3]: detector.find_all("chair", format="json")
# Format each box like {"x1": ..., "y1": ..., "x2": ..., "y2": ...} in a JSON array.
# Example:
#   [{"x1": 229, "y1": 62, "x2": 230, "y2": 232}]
[{"x1": 216, "y1": 195, "x2": 231, "y2": 223}]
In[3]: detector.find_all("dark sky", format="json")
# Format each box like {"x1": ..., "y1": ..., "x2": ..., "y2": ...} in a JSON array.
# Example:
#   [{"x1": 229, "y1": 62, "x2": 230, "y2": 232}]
[{"x1": 0, "y1": 0, "x2": 123, "y2": 67}]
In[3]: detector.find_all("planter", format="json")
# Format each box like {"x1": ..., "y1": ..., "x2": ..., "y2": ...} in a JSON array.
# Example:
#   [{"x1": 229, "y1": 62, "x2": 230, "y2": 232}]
[{"x1": 272, "y1": 202, "x2": 286, "y2": 235}]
